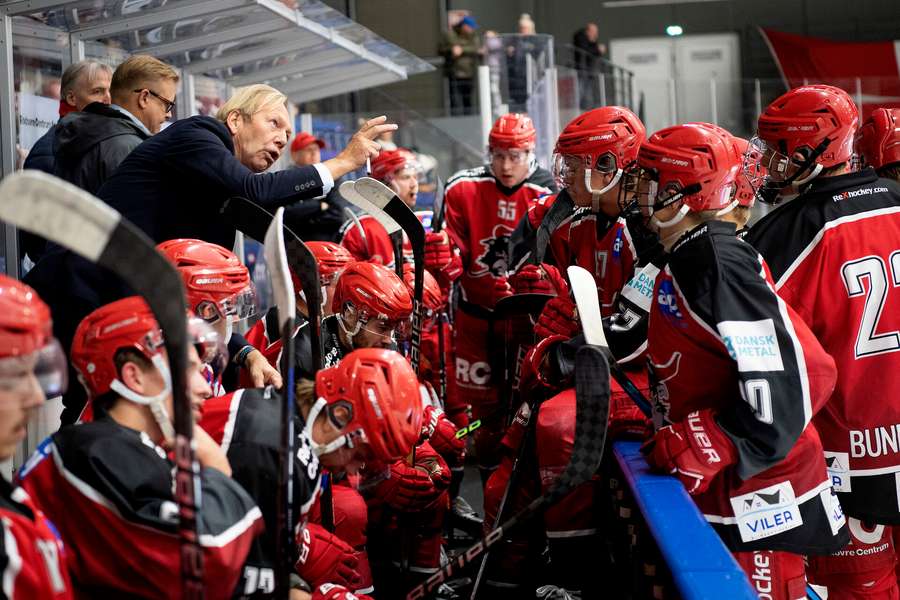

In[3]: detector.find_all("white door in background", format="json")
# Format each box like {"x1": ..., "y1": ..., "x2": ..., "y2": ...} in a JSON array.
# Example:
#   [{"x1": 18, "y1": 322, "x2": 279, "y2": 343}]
[
  {"x1": 610, "y1": 37, "x2": 674, "y2": 135},
  {"x1": 610, "y1": 33, "x2": 741, "y2": 135}
]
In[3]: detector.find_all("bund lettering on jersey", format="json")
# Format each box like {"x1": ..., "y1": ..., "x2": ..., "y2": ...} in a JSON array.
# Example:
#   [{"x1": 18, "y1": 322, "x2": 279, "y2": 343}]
[
  {"x1": 444, "y1": 165, "x2": 554, "y2": 309},
  {"x1": 0, "y1": 478, "x2": 73, "y2": 599},
  {"x1": 200, "y1": 388, "x2": 322, "y2": 598},
  {"x1": 649, "y1": 221, "x2": 846, "y2": 554},
  {"x1": 745, "y1": 169, "x2": 900, "y2": 524},
  {"x1": 17, "y1": 418, "x2": 262, "y2": 599}
]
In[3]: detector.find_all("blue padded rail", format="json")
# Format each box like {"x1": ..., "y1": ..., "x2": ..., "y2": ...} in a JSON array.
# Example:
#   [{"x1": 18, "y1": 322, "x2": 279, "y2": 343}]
[{"x1": 613, "y1": 441, "x2": 757, "y2": 600}]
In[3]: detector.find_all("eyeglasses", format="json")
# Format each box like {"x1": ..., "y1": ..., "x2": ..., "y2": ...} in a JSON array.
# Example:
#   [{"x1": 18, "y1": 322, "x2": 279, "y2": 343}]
[{"x1": 134, "y1": 88, "x2": 176, "y2": 114}]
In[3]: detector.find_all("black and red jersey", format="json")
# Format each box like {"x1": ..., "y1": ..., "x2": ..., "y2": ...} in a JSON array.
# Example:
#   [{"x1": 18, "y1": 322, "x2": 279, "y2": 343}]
[
  {"x1": 0, "y1": 477, "x2": 73, "y2": 599},
  {"x1": 649, "y1": 220, "x2": 846, "y2": 554},
  {"x1": 745, "y1": 169, "x2": 900, "y2": 524},
  {"x1": 444, "y1": 165, "x2": 554, "y2": 309},
  {"x1": 17, "y1": 417, "x2": 262, "y2": 598},
  {"x1": 200, "y1": 388, "x2": 322, "y2": 597}
]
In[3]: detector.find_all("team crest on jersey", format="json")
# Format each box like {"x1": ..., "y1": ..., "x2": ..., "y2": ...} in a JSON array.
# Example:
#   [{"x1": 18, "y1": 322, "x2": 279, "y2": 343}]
[
  {"x1": 656, "y1": 279, "x2": 684, "y2": 322},
  {"x1": 648, "y1": 351, "x2": 681, "y2": 429},
  {"x1": 473, "y1": 224, "x2": 513, "y2": 277}
]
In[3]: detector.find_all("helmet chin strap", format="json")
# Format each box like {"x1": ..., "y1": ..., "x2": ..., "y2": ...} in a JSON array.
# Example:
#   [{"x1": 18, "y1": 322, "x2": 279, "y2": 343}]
[
  {"x1": 304, "y1": 397, "x2": 352, "y2": 457},
  {"x1": 337, "y1": 308, "x2": 363, "y2": 339},
  {"x1": 791, "y1": 163, "x2": 823, "y2": 187},
  {"x1": 109, "y1": 353, "x2": 175, "y2": 442},
  {"x1": 585, "y1": 168, "x2": 623, "y2": 213},
  {"x1": 651, "y1": 204, "x2": 690, "y2": 230}
]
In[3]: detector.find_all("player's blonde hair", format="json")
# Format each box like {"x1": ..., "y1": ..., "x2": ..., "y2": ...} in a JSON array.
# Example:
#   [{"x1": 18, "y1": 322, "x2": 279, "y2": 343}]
[{"x1": 216, "y1": 84, "x2": 287, "y2": 123}]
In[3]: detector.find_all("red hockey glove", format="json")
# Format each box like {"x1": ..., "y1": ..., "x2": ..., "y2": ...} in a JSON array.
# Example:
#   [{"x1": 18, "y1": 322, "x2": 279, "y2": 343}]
[
  {"x1": 519, "y1": 334, "x2": 569, "y2": 394},
  {"x1": 494, "y1": 277, "x2": 514, "y2": 302},
  {"x1": 414, "y1": 440, "x2": 452, "y2": 492},
  {"x1": 295, "y1": 523, "x2": 362, "y2": 590},
  {"x1": 425, "y1": 232, "x2": 462, "y2": 284},
  {"x1": 509, "y1": 264, "x2": 568, "y2": 296},
  {"x1": 535, "y1": 295, "x2": 580, "y2": 339},
  {"x1": 423, "y1": 406, "x2": 466, "y2": 465},
  {"x1": 642, "y1": 409, "x2": 737, "y2": 496},
  {"x1": 608, "y1": 387, "x2": 652, "y2": 440},
  {"x1": 375, "y1": 457, "x2": 444, "y2": 512},
  {"x1": 311, "y1": 583, "x2": 373, "y2": 600}
]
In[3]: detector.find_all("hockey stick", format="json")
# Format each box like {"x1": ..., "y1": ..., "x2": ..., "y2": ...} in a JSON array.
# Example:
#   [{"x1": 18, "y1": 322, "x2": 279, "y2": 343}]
[
  {"x1": 0, "y1": 171, "x2": 204, "y2": 598},
  {"x1": 409, "y1": 344, "x2": 611, "y2": 600},
  {"x1": 428, "y1": 178, "x2": 450, "y2": 403},
  {"x1": 343, "y1": 206, "x2": 369, "y2": 250},
  {"x1": 338, "y1": 180, "x2": 406, "y2": 275},
  {"x1": 431, "y1": 176, "x2": 445, "y2": 234},
  {"x1": 263, "y1": 208, "x2": 298, "y2": 597},
  {"x1": 568, "y1": 266, "x2": 653, "y2": 417},
  {"x1": 351, "y1": 177, "x2": 427, "y2": 375}
]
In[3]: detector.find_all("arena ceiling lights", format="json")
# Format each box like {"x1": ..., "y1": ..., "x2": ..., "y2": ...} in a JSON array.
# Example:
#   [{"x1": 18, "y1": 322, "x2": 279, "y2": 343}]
[{"x1": 1, "y1": 0, "x2": 433, "y2": 104}]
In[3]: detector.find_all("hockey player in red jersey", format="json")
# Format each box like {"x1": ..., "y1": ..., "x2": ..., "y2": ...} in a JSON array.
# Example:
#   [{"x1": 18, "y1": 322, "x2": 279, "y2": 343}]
[
  {"x1": 200, "y1": 348, "x2": 422, "y2": 599},
  {"x1": 157, "y1": 238, "x2": 281, "y2": 393},
  {"x1": 632, "y1": 122, "x2": 848, "y2": 598},
  {"x1": 745, "y1": 85, "x2": 900, "y2": 598},
  {"x1": 19, "y1": 296, "x2": 263, "y2": 598},
  {"x1": 858, "y1": 107, "x2": 900, "y2": 182},
  {"x1": 0, "y1": 275, "x2": 74, "y2": 599},
  {"x1": 444, "y1": 112, "x2": 555, "y2": 483}
]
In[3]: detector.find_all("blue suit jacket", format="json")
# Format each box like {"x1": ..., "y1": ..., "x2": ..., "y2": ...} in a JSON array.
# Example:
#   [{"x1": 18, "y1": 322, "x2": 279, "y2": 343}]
[{"x1": 97, "y1": 115, "x2": 327, "y2": 249}]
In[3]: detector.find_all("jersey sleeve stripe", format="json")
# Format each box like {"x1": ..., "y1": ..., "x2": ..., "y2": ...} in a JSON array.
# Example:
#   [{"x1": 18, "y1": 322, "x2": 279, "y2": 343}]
[
  {"x1": 1, "y1": 518, "x2": 22, "y2": 600},
  {"x1": 775, "y1": 205, "x2": 900, "y2": 290},
  {"x1": 197, "y1": 505, "x2": 263, "y2": 548},
  {"x1": 220, "y1": 389, "x2": 245, "y2": 455}
]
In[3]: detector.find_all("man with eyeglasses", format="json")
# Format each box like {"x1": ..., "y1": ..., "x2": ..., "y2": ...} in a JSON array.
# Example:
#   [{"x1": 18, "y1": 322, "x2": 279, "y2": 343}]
[
  {"x1": 52, "y1": 54, "x2": 178, "y2": 197},
  {"x1": 442, "y1": 112, "x2": 556, "y2": 486}
]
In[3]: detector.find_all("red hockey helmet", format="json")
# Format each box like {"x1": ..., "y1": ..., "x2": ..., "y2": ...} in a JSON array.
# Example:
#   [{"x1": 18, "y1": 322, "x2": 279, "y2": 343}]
[
  {"x1": 0, "y1": 275, "x2": 66, "y2": 397},
  {"x1": 370, "y1": 148, "x2": 421, "y2": 183},
  {"x1": 754, "y1": 85, "x2": 858, "y2": 197},
  {"x1": 635, "y1": 122, "x2": 742, "y2": 227},
  {"x1": 314, "y1": 348, "x2": 422, "y2": 462},
  {"x1": 401, "y1": 264, "x2": 443, "y2": 317},
  {"x1": 858, "y1": 107, "x2": 900, "y2": 171},
  {"x1": 332, "y1": 262, "x2": 413, "y2": 331},
  {"x1": 297, "y1": 241, "x2": 354, "y2": 289},
  {"x1": 157, "y1": 239, "x2": 256, "y2": 322},
  {"x1": 554, "y1": 106, "x2": 645, "y2": 181},
  {"x1": 489, "y1": 113, "x2": 537, "y2": 150}
]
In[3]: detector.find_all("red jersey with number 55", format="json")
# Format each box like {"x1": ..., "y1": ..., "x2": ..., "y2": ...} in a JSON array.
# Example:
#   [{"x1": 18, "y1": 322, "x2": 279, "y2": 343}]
[
  {"x1": 745, "y1": 169, "x2": 900, "y2": 524},
  {"x1": 444, "y1": 165, "x2": 554, "y2": 309}
]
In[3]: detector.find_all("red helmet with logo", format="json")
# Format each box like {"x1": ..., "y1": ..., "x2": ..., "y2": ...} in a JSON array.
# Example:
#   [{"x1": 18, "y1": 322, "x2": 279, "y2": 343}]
[
  {"x1": 637, "y1": 122, "x2": 742, "y2": 221},
  {"x1": 332, "y1": 262, "x2": 413, "y2": 322},
  {"x1": 858, "y1": 107, "x2": 900, "y2": 171},
  {"x1": 157, "y1": 239, "x2": 256, "y2": 322},
  {"x1": 489, "y1": 113, "x2": 537, "y2": 150},
  {"x1": 296, "y1": 241, "x2": 354, "y2": 290},
  {"x1": 0, "y1": 275, "x2": 66, "y2": 397},
  {"x1": 371, "y1": 148, "x2": 420, "y2": 183},
  {"x1": 401, "y1": 264, "x2": 443, "y2": 315},
  {"x1": 71, "y1": 296, "x2": 164, "y2": 399},
  {"x1": 555, "y1": 106, "x2": 645, "y2": 174},
  {"x1": 316, "y1": 348, "x2": 422, "y2": 462},
  {"x1": 757, "y1": 85, "x2": 859, "y2": 169}
]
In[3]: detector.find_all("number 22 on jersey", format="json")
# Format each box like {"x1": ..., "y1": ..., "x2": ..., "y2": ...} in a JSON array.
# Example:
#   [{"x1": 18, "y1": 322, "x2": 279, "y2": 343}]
[{"x1": 841, "y1": 251, "x2": 900, "y2": 358}]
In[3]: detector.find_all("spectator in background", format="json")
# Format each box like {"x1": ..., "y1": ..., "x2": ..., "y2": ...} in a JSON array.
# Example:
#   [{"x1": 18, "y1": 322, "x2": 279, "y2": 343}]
[
  {"x1": 440, "y1": 15, "x2": 481, "y2": 116},
  {"x1": 22, "y1": 60, "x2": 112, "y2": 264},
  {"x1": 573, "y1": 22, "x2": 607, "y2": 109},
  {"x1": 287, "y1": 131, "x2": 349, "y2": 241},
  {"x1": 54, "y1": 55, "x2": 179, "y2": 195},
  {"x1": 507, "y1": 13, "x2": 540, "y2": 111}
]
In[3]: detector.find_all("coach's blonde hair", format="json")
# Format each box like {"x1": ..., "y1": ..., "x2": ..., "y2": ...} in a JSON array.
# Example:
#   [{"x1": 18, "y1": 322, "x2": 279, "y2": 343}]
[
  {"x1": 109, "y1": 55, "x2": 179, "y2": 102},
  {"x1": 216, "y1": 84, "x2": 287, "y2": 123}
]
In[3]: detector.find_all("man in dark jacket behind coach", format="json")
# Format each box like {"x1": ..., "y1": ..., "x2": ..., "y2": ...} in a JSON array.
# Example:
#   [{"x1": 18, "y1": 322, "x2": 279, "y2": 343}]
[{"x1": 53, "y1": 55, "x2": 179, "y2": 195}]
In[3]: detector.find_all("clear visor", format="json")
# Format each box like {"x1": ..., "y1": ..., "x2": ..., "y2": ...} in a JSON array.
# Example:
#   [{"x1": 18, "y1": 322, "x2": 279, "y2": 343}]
[
  {"x1": 747, "y1": 135, "x2": 800, "y2": 186},
  {"x1": 551, "y1": 153, "x2": 588, "y2": 189},
  {"x1": 195, "y1": 284, "x2": 258, "y2": 323},
  {"x1": 0, "y1": 338, "x2": 68, "y2": 399},
  {"x1": 489, "y1": 148, "x2": 531, "y2": 165},
  {"x1": 188, "y1": 317, "x2": 228, "y2": 378}
]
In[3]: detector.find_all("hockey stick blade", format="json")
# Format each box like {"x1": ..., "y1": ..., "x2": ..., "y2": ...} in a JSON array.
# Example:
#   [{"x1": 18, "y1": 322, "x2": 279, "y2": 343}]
[
  {"x1": 431, "y1": 176, "x2": 445, "y2": 233},
  {"x1": 408, "y1": 346, "x2": 610, "y2": 600},
  {"x1": 492, "y1": 293, "x2": 553, "y2": 319},
  {"x1": 263, "y1": 208, "x2": 298, "y2": 597},
  {"x1": 0, "y1": 170, "x2": 205, "y2": 596},
  {"x1": 352, "y1": 177, "x2": 427, "y2": 374},
  {"x1": 221, "y1": 198, "x2": 324, "y2": 372},
  {"x1": 568, "y1": 265, "x2": 608, "y2": 348},
  {"x1": 338, "y1": 181, "x2": 401, "y2": 234}
]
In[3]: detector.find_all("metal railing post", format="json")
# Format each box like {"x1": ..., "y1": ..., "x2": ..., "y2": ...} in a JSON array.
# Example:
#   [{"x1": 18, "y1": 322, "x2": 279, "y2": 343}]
[
  {"x1": 754, "y1": 78, "x2": 762, "y2": 123},
  {"x1": 668, "y1": 78, "x2": 677, "y2": 126},
  {"x1": 709, "y1": 78, "x2": 718, "y2": 124}
]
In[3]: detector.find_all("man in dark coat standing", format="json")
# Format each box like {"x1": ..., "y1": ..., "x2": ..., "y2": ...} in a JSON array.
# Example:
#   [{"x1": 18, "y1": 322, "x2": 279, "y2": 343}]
[
  {"x1": 54, "y1": 55, "x2": 179, "y2": 195},
  {"x1": 26, "y1": 83, "x2": 394, "y2": 424}
]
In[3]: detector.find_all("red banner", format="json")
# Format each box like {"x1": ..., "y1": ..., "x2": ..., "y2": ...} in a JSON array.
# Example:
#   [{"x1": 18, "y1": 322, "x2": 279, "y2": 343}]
[{"x1": 760, "y1": 28, "x2": 900, "y2": 118}]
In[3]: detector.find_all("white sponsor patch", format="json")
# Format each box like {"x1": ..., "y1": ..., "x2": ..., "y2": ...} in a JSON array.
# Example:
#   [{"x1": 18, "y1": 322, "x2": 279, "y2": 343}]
[
  {"x1": 824, "y1": 451, "x2": 851, "y2": 492},
  {"x1": 820, "y1": 488, "x2": 846, "y2": 536},
  {"x1": 717, "y1": 319, "x2": 784, "y2": 372},
  {"x1": 730, "y1": 481, "x2": 802, "y2": 543},
  {"x1": 621, "y1": 263, "x2": 659, "y2": 312}
]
